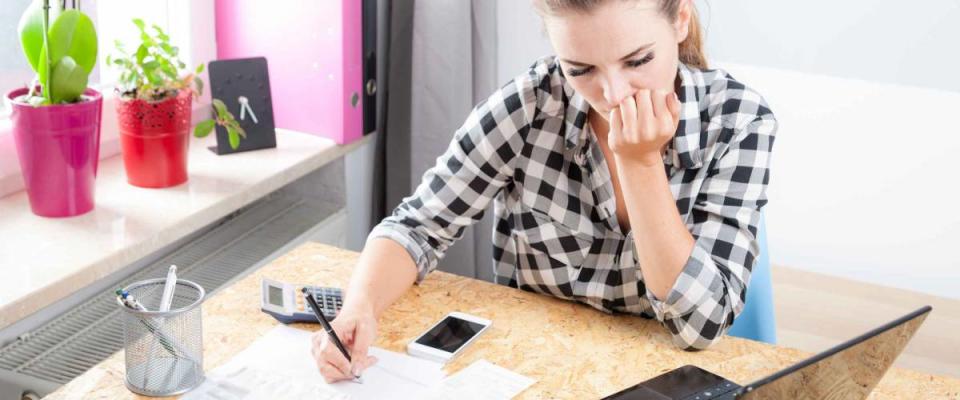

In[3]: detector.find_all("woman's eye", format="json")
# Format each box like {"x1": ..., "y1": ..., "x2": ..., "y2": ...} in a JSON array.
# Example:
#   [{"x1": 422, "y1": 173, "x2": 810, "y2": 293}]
[
  {"x1": 568, "y1": 66, "x2": 593, "y2": 77},
  {"x1": 626, "y1": 53, "x2": 655, "y2": 68},
  {"x1": 567, "y1": 53, "x2": 654, "y2": 77}
]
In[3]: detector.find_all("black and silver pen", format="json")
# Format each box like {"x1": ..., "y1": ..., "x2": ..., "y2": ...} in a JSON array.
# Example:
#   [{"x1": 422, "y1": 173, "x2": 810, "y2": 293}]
[{"x1": 302, "y1": 287, "x2": 363, "y2": 383}]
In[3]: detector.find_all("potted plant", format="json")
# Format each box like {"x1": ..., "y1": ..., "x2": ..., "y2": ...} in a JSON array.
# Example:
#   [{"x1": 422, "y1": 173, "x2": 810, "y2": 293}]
[
  {"x1": 107, "y1": 19, "x2": 244, "y2": 188},
  {"x1": 8, "y1": 0, "x2": 101, "y2": 217}
]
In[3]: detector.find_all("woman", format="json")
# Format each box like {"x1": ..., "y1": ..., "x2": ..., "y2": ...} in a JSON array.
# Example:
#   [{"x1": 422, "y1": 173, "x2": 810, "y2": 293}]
[{"x1": 312, "y1": 0, "x2": 776, "y2": 382}]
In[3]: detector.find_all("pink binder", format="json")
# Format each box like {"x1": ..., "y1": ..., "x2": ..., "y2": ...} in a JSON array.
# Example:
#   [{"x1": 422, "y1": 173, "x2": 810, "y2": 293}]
[{"x1": 214, "y1": 0, "x2": 363, "y2": 144}]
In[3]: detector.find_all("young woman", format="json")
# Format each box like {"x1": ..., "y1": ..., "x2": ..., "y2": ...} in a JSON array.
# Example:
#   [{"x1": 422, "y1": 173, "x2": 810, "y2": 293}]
[{"x1": 312, "y1": 0, "x2": 776, "y2": 382}]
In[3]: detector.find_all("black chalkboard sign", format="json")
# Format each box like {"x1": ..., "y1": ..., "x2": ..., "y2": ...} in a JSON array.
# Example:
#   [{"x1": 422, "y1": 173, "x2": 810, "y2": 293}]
[{"x1": 207, "y1": 57, "x2": 277, "y2": 155}]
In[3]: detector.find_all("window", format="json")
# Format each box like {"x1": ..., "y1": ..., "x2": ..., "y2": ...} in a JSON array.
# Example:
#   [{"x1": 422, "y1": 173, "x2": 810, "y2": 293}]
[
  {"x1": 0, "y1": 0, "x2": 216, "y2": 197},
  {"x1": 1, "y1": 0, "x2": 103, "y2": 115},
  {"x1": 1, "y1": 0, "x2": 211, "y2": 116},
  {"x1": 0, "y1": 0, "x2": 35, "y2": 117}
]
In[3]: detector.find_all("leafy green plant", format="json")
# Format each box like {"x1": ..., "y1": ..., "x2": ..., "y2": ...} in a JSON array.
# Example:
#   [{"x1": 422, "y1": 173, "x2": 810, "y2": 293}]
[
  {"x1": 193, "y1": 99, "x2": 247, "y2": 150},
  {"x1": 17, "y1": 0, "x2": 98, "y2": 106},
  {"x1": 107, "y1": 18, "x2": 203, "y2": 101},
  {"x1": 108, "y1": 19, "x2": 245, "y2": 149}
]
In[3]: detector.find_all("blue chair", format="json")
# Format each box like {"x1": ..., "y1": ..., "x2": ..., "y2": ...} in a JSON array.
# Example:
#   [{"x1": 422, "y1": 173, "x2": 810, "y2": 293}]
[{"x1": 727, "y1": 215, "x2": 777, "y2": 344}]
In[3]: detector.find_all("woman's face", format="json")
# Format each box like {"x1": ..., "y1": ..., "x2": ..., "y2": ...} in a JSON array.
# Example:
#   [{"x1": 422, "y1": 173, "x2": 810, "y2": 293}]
[{"x1": 543, "y1": 0, "x2": 690, "y2": 121}]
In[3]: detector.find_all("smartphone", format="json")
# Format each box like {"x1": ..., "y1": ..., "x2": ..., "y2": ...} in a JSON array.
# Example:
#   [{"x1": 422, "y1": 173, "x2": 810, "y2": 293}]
[{"x1": 406, "y1": 312, "x2": 492, "y2": 363}]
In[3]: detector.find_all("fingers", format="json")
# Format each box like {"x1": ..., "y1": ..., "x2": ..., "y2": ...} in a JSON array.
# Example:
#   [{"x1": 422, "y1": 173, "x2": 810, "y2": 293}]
[
  {"x1": 350, "y1": 319, "x2": 376, "y2": 375},
  {"x1": 620, "y1": 95, "x2": 638, "y2": 139},
  {"x1": 311, "y1": 329, "x2": 355, "y2": 383},
  {"x1": 605, "y1": 88, "x2": 679, "y2": 161},
  {"x1": 364, "y1": 355, "x2": 379, "y2": 370},
  {"x1": 650, "y1": 89, "x2": 667, "y2": 123},
  {"x1": 319, "y1": 361, "x2": 355, "y2": 383},
  {"x1": 609, "y1": 106, "x2": 623, "y2": 151},
  {"x1": 666, "y1": 91, "x2": 681, "y2": 125},
  {"x1": 650, "y1": 89, "x2": 674, "y2": 135},
  {"x1": 634, "y1": 90, "x2": 655, "y2": 139}
]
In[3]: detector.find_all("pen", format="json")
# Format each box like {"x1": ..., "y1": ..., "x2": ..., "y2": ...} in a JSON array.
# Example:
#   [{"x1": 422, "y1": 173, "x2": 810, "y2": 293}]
[
  {"x1": 302, "y1": 287, "x2": 362, "y2": 383},
  {"x1": 116, "y1": 289, "x2": 183, "y2": 358},
  {"x1": 159, "y1": 265, "x2": 178, "y2": 312}
]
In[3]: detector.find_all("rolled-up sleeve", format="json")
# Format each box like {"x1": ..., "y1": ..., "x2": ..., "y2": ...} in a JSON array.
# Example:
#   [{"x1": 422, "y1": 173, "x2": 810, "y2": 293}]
[
  {"x1": 367, "y1": 77, "x2": 534, "y2": 283},
  {"x1": 645, "y1": 114, "x2": 777, "y2": 350}
]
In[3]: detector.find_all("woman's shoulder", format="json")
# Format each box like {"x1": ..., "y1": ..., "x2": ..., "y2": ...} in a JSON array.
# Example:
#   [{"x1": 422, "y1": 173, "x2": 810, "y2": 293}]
[
  {"x1": 519, "y1": 55, "x2": 562, "y2": 89},
  {"x1": 493, "y1": 56, "x2": 570, "y2": 121},
  {"x1": 684, "y1": 64, "x2": 777, "y2": 132}
]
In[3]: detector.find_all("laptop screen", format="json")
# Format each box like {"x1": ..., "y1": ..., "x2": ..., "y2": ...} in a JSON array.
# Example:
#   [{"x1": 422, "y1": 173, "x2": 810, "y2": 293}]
[{"x1": 738, "y1": 306, "x2": 931, "y2": 399}]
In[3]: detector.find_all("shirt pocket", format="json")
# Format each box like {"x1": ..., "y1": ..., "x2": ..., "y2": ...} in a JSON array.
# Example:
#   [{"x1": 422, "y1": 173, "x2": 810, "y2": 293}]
[
  {"x1": 603, "y1": 264, "x2": 650, "y2": 315},
  {"x1": 515, "y1": 208, "x2": 593, "y2": 271}
]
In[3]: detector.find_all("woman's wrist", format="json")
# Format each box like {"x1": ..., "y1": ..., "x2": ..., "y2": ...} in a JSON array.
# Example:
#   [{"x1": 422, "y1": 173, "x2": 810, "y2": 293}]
[
  {"x1": 614, "y1": 152, "x2": 665, "y2": 172},
  {"x1": 341, "y1": 294, "x2": 377, "y2": 318}
]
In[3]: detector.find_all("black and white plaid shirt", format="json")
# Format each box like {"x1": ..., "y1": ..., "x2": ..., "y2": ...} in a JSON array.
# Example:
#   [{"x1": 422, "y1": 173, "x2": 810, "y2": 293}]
[{"x1": 369, "y1": 56, "x2": 777, "y2": 350}]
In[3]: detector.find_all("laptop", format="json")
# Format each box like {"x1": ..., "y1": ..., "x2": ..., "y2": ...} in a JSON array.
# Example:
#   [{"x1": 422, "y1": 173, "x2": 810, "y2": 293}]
[{"x1": 602, "y1": 305, "x2": 932, "y2": 400}]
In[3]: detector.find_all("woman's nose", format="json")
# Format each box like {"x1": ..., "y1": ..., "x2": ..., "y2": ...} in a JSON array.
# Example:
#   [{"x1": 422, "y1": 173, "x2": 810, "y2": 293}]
[{"x1": 602, "y1": 74, "x2": 634, "y2": 107}]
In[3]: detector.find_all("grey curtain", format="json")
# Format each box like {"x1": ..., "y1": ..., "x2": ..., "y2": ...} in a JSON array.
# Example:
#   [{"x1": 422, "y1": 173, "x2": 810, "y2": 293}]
[{"x1": 372, "y1": 0, "x2": 499, "y2": 282}]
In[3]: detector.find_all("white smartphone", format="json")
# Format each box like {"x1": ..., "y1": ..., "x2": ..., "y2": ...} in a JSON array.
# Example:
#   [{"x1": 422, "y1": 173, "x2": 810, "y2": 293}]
[{"x1": 406, "y1": 312, "x2": 492, "y2": 363}]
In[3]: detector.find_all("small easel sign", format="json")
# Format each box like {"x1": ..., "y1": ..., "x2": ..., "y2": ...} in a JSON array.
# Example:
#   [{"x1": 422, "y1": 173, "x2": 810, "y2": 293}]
[{"x1": 207, "y1": 57, "x2": 277, "y2": 155}]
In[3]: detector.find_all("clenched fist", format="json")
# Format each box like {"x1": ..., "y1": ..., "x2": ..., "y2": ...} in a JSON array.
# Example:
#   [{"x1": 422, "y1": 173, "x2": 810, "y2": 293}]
[{"x1": 608, "y1": 89, "x2": 681, "y2": 167}]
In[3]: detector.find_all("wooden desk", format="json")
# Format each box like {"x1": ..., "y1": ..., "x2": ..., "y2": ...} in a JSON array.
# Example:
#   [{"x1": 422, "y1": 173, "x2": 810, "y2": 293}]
[{"x1": 47, "y1": 243, "x2": 960, "y2": 399}]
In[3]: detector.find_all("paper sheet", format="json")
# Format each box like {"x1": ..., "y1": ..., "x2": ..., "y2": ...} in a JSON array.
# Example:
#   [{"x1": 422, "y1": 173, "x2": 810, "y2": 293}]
[
  {"x1": 183, "y1": 325, "x2": 446, "y2": 400},
  {"x1": 424, "y1": 359, "x2": 536, "y2": 400}
]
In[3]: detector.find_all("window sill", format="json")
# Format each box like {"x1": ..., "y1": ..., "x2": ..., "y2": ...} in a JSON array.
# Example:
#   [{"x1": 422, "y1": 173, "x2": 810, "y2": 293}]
[
  {"x1": 0, "y1": 128, "x2": 371, "y2": 332},
  {"x1": 0, "y1": 92, "x2": 210, "y2": 198}
]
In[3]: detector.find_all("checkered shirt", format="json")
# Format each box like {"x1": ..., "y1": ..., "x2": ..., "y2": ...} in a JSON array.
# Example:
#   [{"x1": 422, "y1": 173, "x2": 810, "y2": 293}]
[{"x1": 368, "y1": 56, "x2": 777, "y2": 350}]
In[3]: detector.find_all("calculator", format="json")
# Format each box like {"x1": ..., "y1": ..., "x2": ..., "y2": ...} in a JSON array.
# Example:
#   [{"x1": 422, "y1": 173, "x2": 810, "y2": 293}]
[{"x1": 260, "y1": 278, "x2": 343, "y2": 324}]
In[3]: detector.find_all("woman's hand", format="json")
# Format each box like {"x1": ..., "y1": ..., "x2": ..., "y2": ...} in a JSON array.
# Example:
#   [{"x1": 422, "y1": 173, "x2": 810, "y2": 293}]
[
  {"x1": 608, "y1": 89, "x2": 681, "y2": 167},
  {"x1": 310, "y1": 301, "x2": 379, "y2": 383}
]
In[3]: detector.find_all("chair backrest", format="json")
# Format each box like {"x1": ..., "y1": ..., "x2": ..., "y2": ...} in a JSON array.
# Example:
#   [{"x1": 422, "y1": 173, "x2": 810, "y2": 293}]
[{"x1": 727, "y1": 215, "x2": 777, "y2": 344}]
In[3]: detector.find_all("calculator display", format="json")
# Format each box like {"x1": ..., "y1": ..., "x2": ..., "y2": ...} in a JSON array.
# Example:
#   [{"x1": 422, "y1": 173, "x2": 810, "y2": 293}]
[
  {"x1": 268, "y1": 285, "x2": 284, "y2": 306},
  {"x1": 260, "y1": 278, "x2": 343, "y2": 324}
]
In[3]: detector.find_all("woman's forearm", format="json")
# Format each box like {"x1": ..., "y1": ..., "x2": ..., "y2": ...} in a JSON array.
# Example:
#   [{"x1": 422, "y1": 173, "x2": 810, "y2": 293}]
[
  {"x1": 615, "y1": 157, "x2": 695, "y2": 301},
  {"x1": 343, "y1": 237, "x2": 419, "y2": 318}
]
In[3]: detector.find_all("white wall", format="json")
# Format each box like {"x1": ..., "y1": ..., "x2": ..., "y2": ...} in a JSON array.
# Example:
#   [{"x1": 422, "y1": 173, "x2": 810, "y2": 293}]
[
  {"x1": 494, "y1": 0, "x2": 960, "y2": 299},
  {"x1": 696, "y1": 0, "x2": 960, "y2": 93}
]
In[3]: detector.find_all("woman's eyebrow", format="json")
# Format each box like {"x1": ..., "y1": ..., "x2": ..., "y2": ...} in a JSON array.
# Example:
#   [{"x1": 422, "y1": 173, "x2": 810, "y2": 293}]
[
  {"x1": 561, "y1": 42, "x2": 655, "y2": 67},
  {"x1": 619, "y1": 42, "x2": 655, "y2": 60}
]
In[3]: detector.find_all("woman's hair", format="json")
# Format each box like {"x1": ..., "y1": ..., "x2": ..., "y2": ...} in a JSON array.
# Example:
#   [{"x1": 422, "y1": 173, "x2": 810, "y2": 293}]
[{"x1": 532, "y1": 0, "x2": 707, "y2": 69}]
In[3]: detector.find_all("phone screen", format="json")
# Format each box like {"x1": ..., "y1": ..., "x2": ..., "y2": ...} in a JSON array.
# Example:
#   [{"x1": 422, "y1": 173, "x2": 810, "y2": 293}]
[{"x1": 415, "y1": 315, "x2": 486, "y2": 353}]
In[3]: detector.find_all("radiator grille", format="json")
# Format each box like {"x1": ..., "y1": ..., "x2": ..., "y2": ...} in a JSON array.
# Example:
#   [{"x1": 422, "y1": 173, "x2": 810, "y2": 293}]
[{"x1": 0, "y1": 194, "x2": 329, "y2": 388}]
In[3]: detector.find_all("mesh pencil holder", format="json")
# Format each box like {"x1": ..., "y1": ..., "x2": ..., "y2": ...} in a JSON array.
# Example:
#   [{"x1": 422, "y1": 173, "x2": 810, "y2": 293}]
[{"x1": 117, "y1": 278, "x2": 205, "y2": 396}]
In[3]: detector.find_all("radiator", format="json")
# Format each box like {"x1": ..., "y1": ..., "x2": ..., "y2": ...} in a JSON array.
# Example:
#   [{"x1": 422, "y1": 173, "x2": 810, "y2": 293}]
[{"x1": 0, "y1": 193, "x2": 335, "y2": 399}]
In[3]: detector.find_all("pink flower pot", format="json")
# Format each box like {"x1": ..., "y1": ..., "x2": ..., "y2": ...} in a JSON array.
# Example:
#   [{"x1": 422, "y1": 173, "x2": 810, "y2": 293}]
[{"x1": 7, "y1": 87, "x2": 103, "y2": 218}]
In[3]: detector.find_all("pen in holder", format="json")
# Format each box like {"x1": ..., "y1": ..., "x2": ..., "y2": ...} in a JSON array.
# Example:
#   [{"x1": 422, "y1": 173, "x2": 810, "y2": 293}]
[{"x1": 117, "y1": 278, "x2": 205, "y2": 396}]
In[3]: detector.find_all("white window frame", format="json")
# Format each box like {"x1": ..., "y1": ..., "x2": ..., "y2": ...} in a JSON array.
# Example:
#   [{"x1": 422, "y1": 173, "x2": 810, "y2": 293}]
[{"x1": 0, "y1": 0, "x2": 216, "y2": 198}]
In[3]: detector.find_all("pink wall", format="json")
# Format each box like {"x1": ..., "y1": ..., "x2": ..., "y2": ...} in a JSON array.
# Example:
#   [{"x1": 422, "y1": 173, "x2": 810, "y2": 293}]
[{"x1": 214, "y1": 0, "x2": 363, "y2": 144}]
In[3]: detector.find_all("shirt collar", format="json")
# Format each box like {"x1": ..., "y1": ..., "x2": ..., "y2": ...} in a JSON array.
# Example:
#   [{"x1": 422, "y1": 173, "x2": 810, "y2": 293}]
[
  {"x1": 556, "y1": 60, "x2": 705, "y2": 169},
  {"x1": 671, "y1": 63, "x2": 705, "y2": 168},
  {"x1": 560, "y1": 74, "x2": 590, "y2": 150}
]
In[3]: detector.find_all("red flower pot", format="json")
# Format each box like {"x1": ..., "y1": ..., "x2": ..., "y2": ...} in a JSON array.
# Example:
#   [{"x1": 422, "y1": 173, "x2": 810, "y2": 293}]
[
  {"x1": 7, "y1": 87, "x2": 103, "y2": 218},
  {"x1": 116, "y1": 89, "x2": 193, "y2": 188}
]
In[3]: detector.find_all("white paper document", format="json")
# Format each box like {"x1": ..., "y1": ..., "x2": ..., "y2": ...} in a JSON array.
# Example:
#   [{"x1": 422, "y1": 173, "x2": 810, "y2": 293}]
[
  {"x1": 183, "y1": 325, "x2": 446, "y2": 399},
  {"x1": 424, "y1": 359, "x2": 536, "y2": 400}
]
